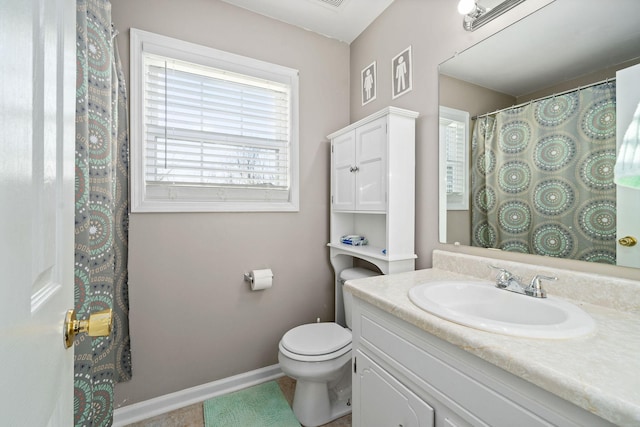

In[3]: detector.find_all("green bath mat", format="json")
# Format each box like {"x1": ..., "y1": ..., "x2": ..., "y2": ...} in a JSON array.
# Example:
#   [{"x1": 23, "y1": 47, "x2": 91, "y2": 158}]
[{"x1": 203, "y1": 381, "x2": 301, "y2": 427}]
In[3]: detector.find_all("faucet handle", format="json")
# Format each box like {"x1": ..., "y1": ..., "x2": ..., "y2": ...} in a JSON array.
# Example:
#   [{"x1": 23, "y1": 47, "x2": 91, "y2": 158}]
[
  {"x1": 489, "y1": 265, "x2": 513, "y2": 288},
  {"x1": 525, "y1": 274, "x2": 557, "y2": 298},
  {"x1": 489, "y1": 265, "x2": 511, "y2": 275}
]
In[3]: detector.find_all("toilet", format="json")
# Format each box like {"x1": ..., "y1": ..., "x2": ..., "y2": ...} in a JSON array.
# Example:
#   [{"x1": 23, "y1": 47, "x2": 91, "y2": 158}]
[{"x1": 278, "y1": 267, "x2": 379, "y2": 427}]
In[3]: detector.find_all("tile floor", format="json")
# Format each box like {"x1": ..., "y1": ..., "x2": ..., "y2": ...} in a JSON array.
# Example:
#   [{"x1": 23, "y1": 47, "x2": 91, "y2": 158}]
[{"x1": 124, "y1": 376, "x2": 352, "y2": 427}]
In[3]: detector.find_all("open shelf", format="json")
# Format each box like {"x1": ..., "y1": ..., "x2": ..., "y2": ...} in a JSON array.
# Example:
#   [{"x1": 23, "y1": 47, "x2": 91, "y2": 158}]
[{"x1": 327, "y1": 242, "x2": 417, "y2": 262}]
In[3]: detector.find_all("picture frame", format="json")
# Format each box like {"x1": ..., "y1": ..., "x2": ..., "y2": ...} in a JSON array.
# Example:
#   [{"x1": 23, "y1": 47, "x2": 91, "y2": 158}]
[
  {"x1": 391, "y1": 46, "x2": 412, "y2": 99},
  {"x1": 361, "y1": 61, "x2": 377, "y2": 106}
]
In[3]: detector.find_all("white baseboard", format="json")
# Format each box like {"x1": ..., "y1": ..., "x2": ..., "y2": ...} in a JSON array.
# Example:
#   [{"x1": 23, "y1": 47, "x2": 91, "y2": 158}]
[{"x1": 112, "y1": 364, "x2": 284, "y2": 426}]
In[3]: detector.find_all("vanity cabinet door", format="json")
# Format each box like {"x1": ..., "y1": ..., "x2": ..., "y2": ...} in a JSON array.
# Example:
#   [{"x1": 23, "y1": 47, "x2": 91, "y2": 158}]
[{"x1": 354, "y1": 350, "x2": 435, "y2": 427}]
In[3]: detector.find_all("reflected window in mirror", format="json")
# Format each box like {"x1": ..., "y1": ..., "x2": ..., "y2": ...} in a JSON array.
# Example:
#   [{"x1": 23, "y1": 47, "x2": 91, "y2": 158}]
[{"x1": 440, "y1": 107, "x2": 470, "y2": 211}]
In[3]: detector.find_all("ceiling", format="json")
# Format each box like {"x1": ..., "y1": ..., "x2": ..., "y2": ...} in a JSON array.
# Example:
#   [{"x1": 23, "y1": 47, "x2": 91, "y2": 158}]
[
  {"x1": 218, "y1": 0, "x2": 640, "y2": 94},
  {"x1": 216, "y1": 0, "x2": 540, "y2": 47},
  {"x1": 219, "y1": 0, "x2": 395, "y2": 44}
]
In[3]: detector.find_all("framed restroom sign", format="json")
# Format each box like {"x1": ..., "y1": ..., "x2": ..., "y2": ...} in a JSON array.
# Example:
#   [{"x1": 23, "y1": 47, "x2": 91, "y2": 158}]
[
  {"x1": 391, "y1": 46, "x2": 412, "y2": 99},
  {"x1": 361, "y1": 61, "x2": 377, "y2": 106}
]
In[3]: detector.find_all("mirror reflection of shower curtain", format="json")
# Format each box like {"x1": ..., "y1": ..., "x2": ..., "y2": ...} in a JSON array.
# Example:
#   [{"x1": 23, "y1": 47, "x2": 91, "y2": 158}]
[{"x1": 471, "y1": 82, "x2": 617, "y2": 263}]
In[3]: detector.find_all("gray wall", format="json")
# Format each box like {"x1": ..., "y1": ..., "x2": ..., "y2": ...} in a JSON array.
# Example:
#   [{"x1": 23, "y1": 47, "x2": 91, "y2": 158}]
[
  {"x1": 112, "y1": 0, "x2": 350, "y2": 406},
  {"x1": 349, "y1": 0, "x2": 554, "y2": 271}
]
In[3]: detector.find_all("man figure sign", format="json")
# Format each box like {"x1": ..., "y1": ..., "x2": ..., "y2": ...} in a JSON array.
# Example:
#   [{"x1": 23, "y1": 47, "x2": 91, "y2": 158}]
[{"x1": 392, "y1": 46, "x2": 412, "y2": 99}]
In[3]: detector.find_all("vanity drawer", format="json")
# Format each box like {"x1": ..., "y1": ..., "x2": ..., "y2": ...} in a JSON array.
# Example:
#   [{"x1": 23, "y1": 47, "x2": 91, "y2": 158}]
[{"x1": 358, "y1": 308, "x2": 558, "y2": 427}]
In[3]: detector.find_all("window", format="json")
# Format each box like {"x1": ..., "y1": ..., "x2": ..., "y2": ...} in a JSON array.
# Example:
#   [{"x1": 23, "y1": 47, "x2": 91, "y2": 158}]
[
  {"x1": 130, "y1": 29, "x2": 299, "y2": 212},
  {"x1": 439, "y1": 107, "x2": 469, "y2": 210}
]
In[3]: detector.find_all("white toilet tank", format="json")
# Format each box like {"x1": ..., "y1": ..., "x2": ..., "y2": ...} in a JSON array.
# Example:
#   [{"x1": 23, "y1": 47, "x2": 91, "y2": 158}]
[{"x1": 340, "y1": 267, "x2": 379, "y2": 329}]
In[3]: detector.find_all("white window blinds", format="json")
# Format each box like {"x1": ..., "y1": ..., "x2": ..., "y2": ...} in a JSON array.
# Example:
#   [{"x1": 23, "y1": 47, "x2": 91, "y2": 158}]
[
  {"x1": 130, "y1": 29, "x2": 299, "y2": 212},
  {"x1": 442, "y1": 120, "x2": 466, "y2": 195},
  {"x1": 145, "y1": 55, "x2": 290, "y2": 189},
  {"x1": 439, "y1": 107, "x2": 469, "y2": 210}
]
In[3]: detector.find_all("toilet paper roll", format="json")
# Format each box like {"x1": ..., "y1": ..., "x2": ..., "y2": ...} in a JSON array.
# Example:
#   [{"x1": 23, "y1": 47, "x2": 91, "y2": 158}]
[{"x1": 250, "y1": 269, "x2": 273, "y2": 291}]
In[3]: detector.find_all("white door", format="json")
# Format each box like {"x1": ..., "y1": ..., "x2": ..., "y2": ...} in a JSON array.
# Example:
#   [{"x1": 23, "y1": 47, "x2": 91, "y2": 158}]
[
  {"x1": 616, "y1": 63, "x2": 640, "y2": 268},
  {"x1": 355, "y1": 116, "x2": 387, "y2": 211},
  {"x1": 0, "y1": 0, "x2": 76, "y2": 425}
]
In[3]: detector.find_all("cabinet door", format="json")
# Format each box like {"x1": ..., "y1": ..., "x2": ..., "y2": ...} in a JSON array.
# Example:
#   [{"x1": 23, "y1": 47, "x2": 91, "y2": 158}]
[
  {"x1": 354, "y1": 351, "x2": 435, "y2": 427},
  {"x1": 355, "y1": 116, "x2": 387, "y2": 211},
  {"x1": 332, "y1": 131, "x2": 357, "y2": 211}
]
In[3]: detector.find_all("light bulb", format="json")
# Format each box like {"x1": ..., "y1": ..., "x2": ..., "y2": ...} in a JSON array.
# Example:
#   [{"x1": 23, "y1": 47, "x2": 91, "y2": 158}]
[{"x1": 457, "y1": 0, "x2": 476, "y2": 15}]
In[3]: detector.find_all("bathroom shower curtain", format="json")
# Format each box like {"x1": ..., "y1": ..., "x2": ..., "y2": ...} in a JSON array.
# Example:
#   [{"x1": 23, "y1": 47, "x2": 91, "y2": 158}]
[
  {"x1": 75, "y1": 0, "x2": 131, "y2": 425},
  {"x1": 471, "y1": 82, "x2": 617, "y2": 263}
]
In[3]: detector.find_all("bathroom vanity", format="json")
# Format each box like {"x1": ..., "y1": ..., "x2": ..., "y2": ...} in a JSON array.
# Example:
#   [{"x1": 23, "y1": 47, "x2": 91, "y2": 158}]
[{"x1": 345, "y1": 251, "x2": 640, "y2": 426}]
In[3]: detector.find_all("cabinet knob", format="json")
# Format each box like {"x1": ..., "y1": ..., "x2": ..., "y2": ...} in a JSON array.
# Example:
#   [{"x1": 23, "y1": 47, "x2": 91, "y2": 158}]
[{"x1": 349, "y1": 166, "x2": 359, "y2": 173}]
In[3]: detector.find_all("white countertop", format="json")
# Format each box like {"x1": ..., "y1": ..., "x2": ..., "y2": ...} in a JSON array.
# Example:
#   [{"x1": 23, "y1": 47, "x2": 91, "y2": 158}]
[{"x1": 345, "y1": 267, "x2": 640, "y2": 426}]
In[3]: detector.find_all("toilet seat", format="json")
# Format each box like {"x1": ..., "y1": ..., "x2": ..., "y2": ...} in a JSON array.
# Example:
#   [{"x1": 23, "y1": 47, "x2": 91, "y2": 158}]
[{"x1": 280, "y1": 323, "x2": 352, "y2": 362}]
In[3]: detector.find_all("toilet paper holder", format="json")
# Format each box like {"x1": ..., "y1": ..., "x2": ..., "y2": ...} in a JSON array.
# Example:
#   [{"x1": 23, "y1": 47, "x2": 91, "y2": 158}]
[
  {"x1": 244, "y1": 270, "x2": 274, "y2": 284},
  {"x1": 244, "y1": 269, "x2": 274, "y2": 291}
]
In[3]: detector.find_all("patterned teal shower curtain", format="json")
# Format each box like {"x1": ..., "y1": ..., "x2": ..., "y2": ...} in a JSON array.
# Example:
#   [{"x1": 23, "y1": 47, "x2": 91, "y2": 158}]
[
  {"x1": 471, "y1": 82, "x2": 617, "y2": 263},
  {"x1": 75, "y1": 0, "x2": 131, "y2": 425}
]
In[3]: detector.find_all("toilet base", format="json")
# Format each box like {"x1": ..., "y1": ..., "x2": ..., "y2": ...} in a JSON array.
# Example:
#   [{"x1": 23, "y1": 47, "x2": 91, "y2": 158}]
[
  {"x1": 292, "y1": 379, "x2": 351, "y2": 427},
  {"x1": 288, "y1": 361, "x2": 352, "y2": 427}
]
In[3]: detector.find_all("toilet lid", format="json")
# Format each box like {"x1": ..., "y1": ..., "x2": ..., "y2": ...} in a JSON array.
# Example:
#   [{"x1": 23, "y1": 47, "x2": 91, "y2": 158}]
[{"x1": 281, "y1": 323, "x2": 351, "y2": 356}]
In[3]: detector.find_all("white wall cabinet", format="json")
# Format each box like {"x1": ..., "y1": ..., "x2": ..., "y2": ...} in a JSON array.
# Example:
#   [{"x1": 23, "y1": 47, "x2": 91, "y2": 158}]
[
  {"x1": 332, "y1": 116, "x2": 387, "y2": 211},
  {"x1": 327, "y1": 107, "x2": 419, "y2": 325},
  {"x1": 351, "y1": 298, "x2": 615, "y2": 427}
]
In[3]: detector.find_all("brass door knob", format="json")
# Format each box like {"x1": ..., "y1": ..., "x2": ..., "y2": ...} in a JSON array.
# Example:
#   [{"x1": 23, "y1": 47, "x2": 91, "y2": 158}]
[
  {"x1": 63, "y1": 308, "x2": 113, "y2": 349},
  {"x1": 618, "y1": 236, "x2": 638, "y2": 247}
]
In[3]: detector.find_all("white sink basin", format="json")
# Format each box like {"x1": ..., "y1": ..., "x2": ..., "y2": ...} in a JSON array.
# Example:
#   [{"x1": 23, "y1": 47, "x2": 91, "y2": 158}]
[{"x1": 408, "y1": 280, "x2": 596, "y2": 339}]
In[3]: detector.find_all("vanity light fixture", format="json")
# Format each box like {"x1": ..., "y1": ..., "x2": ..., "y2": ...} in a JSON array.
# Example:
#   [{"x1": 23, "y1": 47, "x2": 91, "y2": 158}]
[
  {"x1": 457, "y1": 0, "x2": 480, "y2": 15},
  {"x1": 458, "y1": 0, "x2": 527, "y2": 31}
]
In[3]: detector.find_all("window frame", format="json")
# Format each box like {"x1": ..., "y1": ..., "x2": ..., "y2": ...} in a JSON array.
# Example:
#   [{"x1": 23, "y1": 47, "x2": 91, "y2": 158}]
[
  {"x1": 130, "y1": 29, "x2": 299, "y2": 212},
  {"x1": 439, "y1": 106, "x2": 470, "y2": 211}
]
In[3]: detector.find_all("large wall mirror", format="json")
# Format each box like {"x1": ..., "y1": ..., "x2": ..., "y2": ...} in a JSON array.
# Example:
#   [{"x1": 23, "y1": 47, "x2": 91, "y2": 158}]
[{"x1": 439, "y1": 0, "x2": 640, "y2": 268}]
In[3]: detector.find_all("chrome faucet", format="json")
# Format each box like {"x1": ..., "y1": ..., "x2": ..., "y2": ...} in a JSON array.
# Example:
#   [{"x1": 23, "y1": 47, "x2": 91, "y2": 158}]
[
  {"x1": 526, "y1": 274, "x2": 558, "y2": 298},
  {"x1": 489, "y1": 266, "x2": 557, "y2": 298}
]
